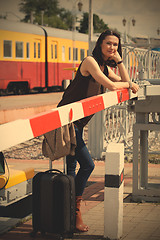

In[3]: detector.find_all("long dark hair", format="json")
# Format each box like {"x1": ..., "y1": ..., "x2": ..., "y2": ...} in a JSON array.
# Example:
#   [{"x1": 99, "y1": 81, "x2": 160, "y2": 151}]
[{"x1": 92, "y1": 29, "x2": 122, "y2": 68}]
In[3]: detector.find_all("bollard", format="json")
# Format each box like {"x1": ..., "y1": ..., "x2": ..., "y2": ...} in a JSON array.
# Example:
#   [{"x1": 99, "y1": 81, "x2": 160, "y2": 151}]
[{"x1": 104, "y1": 143, "x2": 124, "y2": 240}]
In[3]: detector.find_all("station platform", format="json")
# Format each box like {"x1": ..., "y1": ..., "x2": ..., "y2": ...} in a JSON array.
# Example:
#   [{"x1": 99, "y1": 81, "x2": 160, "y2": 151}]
[
  {"x1": 0, "y1": 159, "x2": 160, "y2": 240},
  {"x1": 0, "y1": 92, "x2": 160, "y2": 239},
  {"x1": 0, "y1": 92, "x2": 63, "y2": 124}
]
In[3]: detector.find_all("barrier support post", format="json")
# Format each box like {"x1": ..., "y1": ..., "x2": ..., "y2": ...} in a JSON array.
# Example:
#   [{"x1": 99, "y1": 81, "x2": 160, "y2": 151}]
[{"x1": 104, "y1": 143, "x2": 124, "y2": 240}]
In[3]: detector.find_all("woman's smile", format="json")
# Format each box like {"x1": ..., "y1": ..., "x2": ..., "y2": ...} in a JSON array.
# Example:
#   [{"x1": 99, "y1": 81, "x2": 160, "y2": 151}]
[{"x1": 101, "y1": 35, "x2": 119, "y2": 60}]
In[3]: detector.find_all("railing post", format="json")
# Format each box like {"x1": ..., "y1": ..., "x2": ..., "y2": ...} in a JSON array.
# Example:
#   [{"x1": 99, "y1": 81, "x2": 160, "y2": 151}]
[
  {"x1": 104, "y1": 143, "x2": 124, "y2": 240},
  {"x1": 147, "y1": 40, "x2": 152, "y2": 79}
]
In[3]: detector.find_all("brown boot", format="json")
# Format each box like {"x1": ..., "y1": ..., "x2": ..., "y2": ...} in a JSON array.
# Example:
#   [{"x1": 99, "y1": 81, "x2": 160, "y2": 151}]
[{"x1": 76, "y1": 196, "x2": 89, "y2": 232}]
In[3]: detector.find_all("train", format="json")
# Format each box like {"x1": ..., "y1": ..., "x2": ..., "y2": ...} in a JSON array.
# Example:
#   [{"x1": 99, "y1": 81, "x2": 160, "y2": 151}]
[{"x1": 0, "y1": 19, "x2": 90, "y2": 94}]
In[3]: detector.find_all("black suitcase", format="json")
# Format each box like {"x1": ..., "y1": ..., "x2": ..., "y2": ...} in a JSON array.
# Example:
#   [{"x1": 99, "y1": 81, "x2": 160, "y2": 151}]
[{"x1": 31, "y1": 169, "x2": 76, "y2": 239}]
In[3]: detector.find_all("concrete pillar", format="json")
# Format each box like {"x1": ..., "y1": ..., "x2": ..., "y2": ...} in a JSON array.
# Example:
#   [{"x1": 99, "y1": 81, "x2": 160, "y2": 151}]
[
  {"x1": 104, "y1": 143, "x2": 124, "y2": 240},
  {"x1": 88, "y1": 110, "x2": 105, "y2": 159}
]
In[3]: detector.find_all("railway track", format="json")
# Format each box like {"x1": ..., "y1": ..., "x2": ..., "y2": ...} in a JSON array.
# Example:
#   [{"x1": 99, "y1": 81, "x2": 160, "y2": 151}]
[
  {"x1": 4, "y1": 136, "x2": 46, "y2": 160},
  {"x1": 3, "y1": 126, "x2": 89, "y2": 161}
]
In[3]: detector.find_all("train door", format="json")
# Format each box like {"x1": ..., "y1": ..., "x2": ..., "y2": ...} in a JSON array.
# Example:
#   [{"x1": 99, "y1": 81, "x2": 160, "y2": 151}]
[
  {"x1": 33, "y1": 39, "x2": 42, "y2": 88},
  {"x1": 50, "y1": 41, "x2": 58, "y2": 87}
]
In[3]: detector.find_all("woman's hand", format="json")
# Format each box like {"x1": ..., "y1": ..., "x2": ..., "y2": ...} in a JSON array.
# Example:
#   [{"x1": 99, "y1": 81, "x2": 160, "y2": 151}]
[
  {"x1": 130, "y1": 82, "x2": 139, "y2": 93},
  {"x1": 109, "y1": 51, "x2": 122, "y2": 63}
]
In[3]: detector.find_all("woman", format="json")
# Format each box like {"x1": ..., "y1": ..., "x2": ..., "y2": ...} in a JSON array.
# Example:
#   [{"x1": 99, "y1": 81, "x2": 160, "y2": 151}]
[{"x1": 57, "y1": 29, "x2": 139, "y2": 232}]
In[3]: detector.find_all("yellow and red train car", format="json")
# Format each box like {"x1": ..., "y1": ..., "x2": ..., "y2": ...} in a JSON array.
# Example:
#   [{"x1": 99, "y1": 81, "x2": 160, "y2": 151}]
[{"x1": 0, "y1": 19, "x2": 89, "y2": 94}]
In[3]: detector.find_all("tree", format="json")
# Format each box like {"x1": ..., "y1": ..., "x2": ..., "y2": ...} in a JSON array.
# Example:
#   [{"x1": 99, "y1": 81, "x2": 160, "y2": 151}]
[
  {"x1": 19, "y1": 0, "x2": 38, "y2": 22},
  {"x1": 19, "y1": 0, "x2": 72, "y2": 29},
  {"x1": 79, "y1": 12, "x2": 109, "y2": 34},
  {"x1": 79, "y1": 12, "x2": 88, "y2": 33},
  {"x1": 19, "y1": 0, "x2": 109, "y2": 33},
  {"x1": 59, "y1": 8, "x2": 73, "y2": 30},
  {"x1": 93, "y1": 14, "x2": 109, "y2": 33}
]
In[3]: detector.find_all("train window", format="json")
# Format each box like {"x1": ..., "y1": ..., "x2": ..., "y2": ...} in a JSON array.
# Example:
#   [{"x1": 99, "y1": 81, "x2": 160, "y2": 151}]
[
  {"x1": 51, "y1": 44, "x2": 53, "y2": 59},
  {"x1": 62, "y1": 46, "x2": 65, "y2": 61},
  {"x1": 55, "y1": 44, "x2": 57, "y2": 59},
  {"x1": 26, "y1": 42, "x2": 30, "y2": 58},
  {"x1": 4, "y1": 40, "x2": 12, "y2": 57},
  {"x1": 80, "y1": 49, "x2": 85, "y2": 61},
  {"x1": 69, "y1": 47, "x2": 71, "y2": 61},
  {"x1": 51, "y1": 43, "x2": 57, "y2": 60},
  {"x1": 38, "y1": 42, "x2": 40, "y2": 58},
  {"x1": 73, "y1": 48, "x2": 78, "y2": 61},
  {"x1": 34, "y1": 42, "x2": 36, "y2": 58},
  {"x1": 16, "y1": 41, "x2": 23, "y2": 58}
]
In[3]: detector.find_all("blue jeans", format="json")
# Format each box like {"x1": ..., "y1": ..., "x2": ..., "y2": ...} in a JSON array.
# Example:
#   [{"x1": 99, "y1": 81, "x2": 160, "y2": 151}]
[{"x1": 66, "y1": 126, "x2": 95, "y2": 196}]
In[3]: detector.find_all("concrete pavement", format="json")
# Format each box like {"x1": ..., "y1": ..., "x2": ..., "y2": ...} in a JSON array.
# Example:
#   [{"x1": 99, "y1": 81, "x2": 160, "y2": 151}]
[{"x1": 0, "y1": 159, "x2": 160, "y2": 240}]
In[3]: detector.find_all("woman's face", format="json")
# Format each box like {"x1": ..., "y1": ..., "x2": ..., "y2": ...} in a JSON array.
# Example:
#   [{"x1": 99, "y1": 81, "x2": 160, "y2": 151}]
[{"x1": 101, "y1": 35, "x2": 119, "y2": 61}]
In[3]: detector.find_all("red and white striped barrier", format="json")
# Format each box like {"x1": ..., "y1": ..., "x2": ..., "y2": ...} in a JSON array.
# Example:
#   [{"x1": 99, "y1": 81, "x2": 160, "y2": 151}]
[{"x1": 0, "y1": 89, "x2": 137, "y2": 151}]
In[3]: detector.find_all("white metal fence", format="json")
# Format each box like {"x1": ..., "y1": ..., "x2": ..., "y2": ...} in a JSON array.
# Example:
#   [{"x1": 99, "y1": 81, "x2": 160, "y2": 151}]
[
  {"x1": 88, "y1": 47, "x2": 160, "y2": 159},
  {"x1": 114, "y1": 46, "x2": 160, "y2": 80}
]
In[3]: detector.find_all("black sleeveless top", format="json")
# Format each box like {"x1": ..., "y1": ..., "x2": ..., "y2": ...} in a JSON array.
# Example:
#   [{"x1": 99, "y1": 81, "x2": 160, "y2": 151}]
[{"x1": 57, "y1": 59, "x2": 109, "y2": 129}]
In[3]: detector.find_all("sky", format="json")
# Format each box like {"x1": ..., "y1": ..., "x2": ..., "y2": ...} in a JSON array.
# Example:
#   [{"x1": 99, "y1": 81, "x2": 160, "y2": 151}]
[{"x1": 0, "y1": 0, "x2": 160, "y2": 39}]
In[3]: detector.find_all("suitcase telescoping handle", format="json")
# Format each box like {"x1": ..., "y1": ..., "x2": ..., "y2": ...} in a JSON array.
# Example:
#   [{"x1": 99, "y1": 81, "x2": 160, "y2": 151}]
[
  {"x1": 49, "y1": 156, "x2": 67, "y2": 174},
  {"x1": 45, "y1": 169, "x2": 64, "y2": 174}
]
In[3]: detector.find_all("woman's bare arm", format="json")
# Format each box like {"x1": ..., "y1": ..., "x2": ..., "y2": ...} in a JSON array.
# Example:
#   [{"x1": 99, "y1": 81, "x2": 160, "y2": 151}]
[
  {"x1": 80, "y1": 56, "x2": 131, "y2": 91},
  {"x1": 81, "y1": 56, "x2": 139, "y2": 93}
]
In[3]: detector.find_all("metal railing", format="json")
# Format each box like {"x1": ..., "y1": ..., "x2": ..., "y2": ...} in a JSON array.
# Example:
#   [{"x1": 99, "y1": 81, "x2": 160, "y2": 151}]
[{"x1": 88, "y1": 47, "x2": 160, "y2": 159}]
